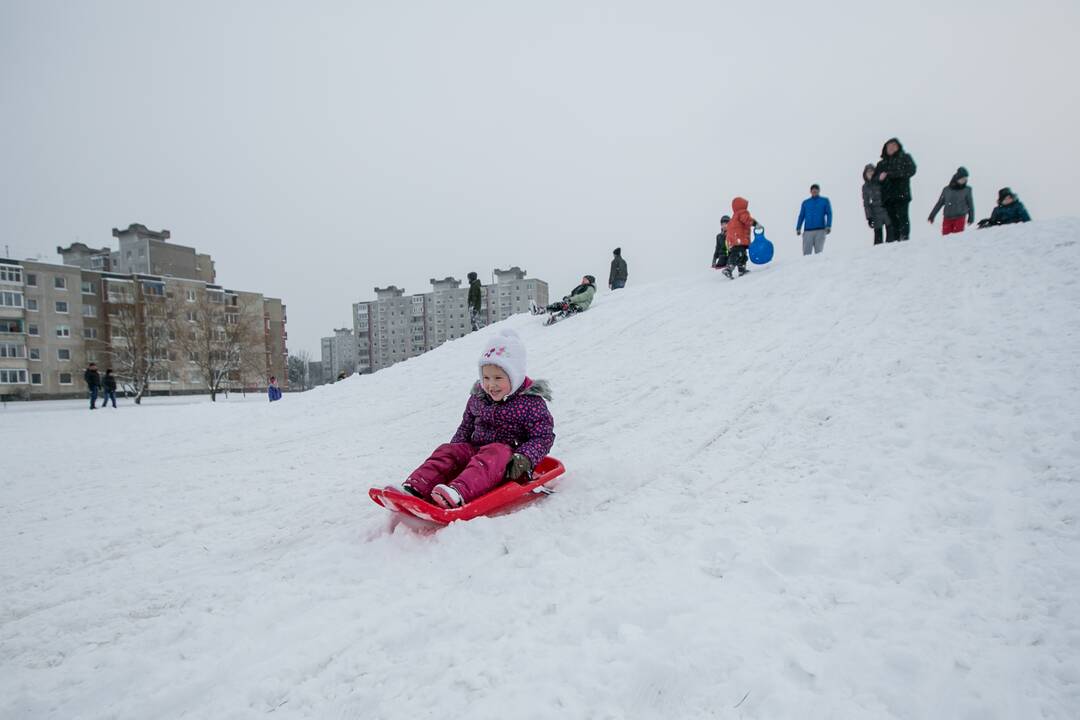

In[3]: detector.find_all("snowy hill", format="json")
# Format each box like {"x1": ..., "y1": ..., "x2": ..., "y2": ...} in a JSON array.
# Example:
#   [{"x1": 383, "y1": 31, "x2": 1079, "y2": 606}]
[{"x1": 3, "y1": 220, "x2": 1080, "y2": 719}]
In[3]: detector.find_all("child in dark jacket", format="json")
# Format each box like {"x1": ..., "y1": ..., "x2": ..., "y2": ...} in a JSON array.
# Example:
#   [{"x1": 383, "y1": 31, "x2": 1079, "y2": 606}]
[
  {"x1": 712, "y1": 216, "x2": 730, "y2": 268},
  {"x1": 977, "y1": 188, "x2": 1032, "y2": 228},
  {"x1": 400, "y1": 329, "x2": 555, "y2": 508},
  {"x1": 928, "y1": 167, "x2": 975, "y2": 235},
  {"x1": 862, "y1": 164, "x2": 890, "y2": 245},
  {"x1": 723, "y1": 197, "x2": 756, "y2": 278}
]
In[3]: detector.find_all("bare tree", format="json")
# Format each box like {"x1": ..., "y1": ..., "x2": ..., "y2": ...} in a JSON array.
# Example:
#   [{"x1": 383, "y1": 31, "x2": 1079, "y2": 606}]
[
  {"x1": 288, "y1": 349, "x2": 311, "y2": 391},
  {"x1": 99, "y1": 279, "x2": 172, "y2": 405},
  {"x1": 174, "y1": 289, "x2": 264, "y2": 401}
]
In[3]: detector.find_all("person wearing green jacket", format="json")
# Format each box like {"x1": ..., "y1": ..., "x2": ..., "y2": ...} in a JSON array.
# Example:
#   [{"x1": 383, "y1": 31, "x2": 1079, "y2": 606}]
[
  {"x1": 467, "y1": 271, "x2": 484, "y2": 331},
  {"x1": 542, "y1": 275, "x2": 596, "y2": 322}
]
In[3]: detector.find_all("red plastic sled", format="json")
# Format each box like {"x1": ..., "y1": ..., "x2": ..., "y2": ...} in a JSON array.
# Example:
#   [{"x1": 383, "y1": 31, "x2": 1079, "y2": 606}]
[{"x1": 369, "y1": 456, "x2": 565, "y2": 525}]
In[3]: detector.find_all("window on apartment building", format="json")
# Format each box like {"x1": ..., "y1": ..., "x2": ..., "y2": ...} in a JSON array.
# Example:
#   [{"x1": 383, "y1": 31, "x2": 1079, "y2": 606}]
[
  {"x1": 0, "y1": 291, "x2": 23, "y2": 307},
  {"x1": 22, "y1": 321, "x2": 35, "y2": 335},
  {"x1": 81, "y1": 281, "x2": 95, "y2": 294},
  {"x1": 54, "y1": 276, "x2": 67, "y2": 290},
  {"x1": 57, "y1": 348, "x2": 71, "y2": 361},
  {"x1": 31, "y1": 372, "x2": 42, "y2": 385},
  {"x1": 83, "y1": 328, "x2": 97, "y2": 340},
  {"x1": 0, "y1": 369, "x2": 27, "y2": 384},
  {"x1": 26, "y1": 297, "x2": 38, "y2": 311},
  {"x1": 29, "y1": 347, "x2": 40, "y2": 360},
  {"x1": 186, "y1": 310, "x2": 196, "y2": 322},
  {"x1": 26, "y1": 272, "x2": 37, "y2": 287},
  {"x1": 59, "y1": 372, "x2": 73, "y2": 385},
  {"x1": 85, "y1": 351, "x2": 97, "y2": 363},
  {"x1": 0, "y1": 343, "x2": 26, "y2": 358},
  {"x1": 55, "y1": 300, "x2": 69, "y2": 314},
  {"x1": 0, "y1": 265, "x2": 22, "y2": 283},
  {"x1": 186, "y1": 289, "x2": 196, "y2": 302},
  {"x1": 81, "y1": 305, "x2": 97, "y2": 318},
  {"x1": 142, "y1": 281, "x2": 164, "y2": 297},
  {"x1": 55, "y1": 325, "x2": 70, "y2": 338}
]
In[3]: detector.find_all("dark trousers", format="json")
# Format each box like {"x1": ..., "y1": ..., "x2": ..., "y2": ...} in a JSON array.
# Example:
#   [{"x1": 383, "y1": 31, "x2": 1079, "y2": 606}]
[
  {"x1": 102, "y1": 389, "x2": 117, "y2": 408},
  {"x1": 883, "y1": 200, "x2": 910, "y2": 242},
  {"x1": 727, "y1": 245, "x2": 749, "y2": 270},
  {"x1": 873, "y1": 225, "x2": 884, "y2": 245},
  {"x1": 610, "y1": 279, "x2": 626, "y2": 290},
  {"x1": 89, "y1": 386, "x2": 99, "y2": 409}
]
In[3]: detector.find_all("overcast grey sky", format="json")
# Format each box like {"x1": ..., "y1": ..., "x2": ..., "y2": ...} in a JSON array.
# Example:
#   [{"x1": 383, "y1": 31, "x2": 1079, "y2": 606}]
[{"x1": 3, "y1": 0, "x2": 1078, "y2": 355}]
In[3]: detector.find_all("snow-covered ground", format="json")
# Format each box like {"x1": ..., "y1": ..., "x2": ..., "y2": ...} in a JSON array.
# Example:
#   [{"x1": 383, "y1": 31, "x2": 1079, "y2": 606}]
[{"x1": 3, "y1": 221, "x2": 1079, "y2": 719}]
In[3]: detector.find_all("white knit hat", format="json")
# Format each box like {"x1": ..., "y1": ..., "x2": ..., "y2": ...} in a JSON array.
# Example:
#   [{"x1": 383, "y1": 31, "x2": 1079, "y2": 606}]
[{"x1": 478, "y1": 329, "x2": 527, "y2": 395}]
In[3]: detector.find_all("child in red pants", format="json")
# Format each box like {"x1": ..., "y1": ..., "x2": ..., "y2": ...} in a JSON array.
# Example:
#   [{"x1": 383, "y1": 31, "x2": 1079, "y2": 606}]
[
  {"x1": 928, "y1": 167, "x2": 975, "y2": 235},
  {"x1": 400, "y1": 329, "x2": 555, "y2": 508}
]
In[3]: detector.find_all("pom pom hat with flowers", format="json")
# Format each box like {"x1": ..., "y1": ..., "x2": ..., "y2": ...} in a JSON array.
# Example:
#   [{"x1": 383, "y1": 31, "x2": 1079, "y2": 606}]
[{"x1": 478, "y1": 329, "x2": 527, "y2": 396}]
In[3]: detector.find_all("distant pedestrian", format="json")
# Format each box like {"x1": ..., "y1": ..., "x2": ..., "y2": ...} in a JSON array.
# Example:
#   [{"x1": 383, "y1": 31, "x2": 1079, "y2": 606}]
[
  {"x1": 102, "y1": 369, "x2": 118, "y2": 408},
  {"x1": 722, "y1": 197, "x2": 757, "y2": 279},
  {"x1": 712, "y1": 216, "x2": 731, "y2": 268},
  {"x1": 467, "y1": 271, "x2": 484, "y2": 331},
  {"x1": 977, "y1": 187, "x2": 1031, "y2": 228},
  {"x1": 796, "y1": 183, "x2": 833, "y2": 255},
  {"x1": 861, "y1": 164, "x2": 890, "y2": 245},
  {"x1": 608, "y1": 248, "x2": 628, "y2": 290},
  {"x1": 874, "y1": 137, "x2": 917, "y2": 242},
  {"x1": 268, "y1": 376, "x2": 283, "y2": 402},
  {"x1": 84, "y1": 362, "x2": 101, "y2": 410},
  {"x1": 337, "y1": 370, "x2": 347, "y2": 381},
  {"x1": 928, "y1": 167, "x2": 975, "y2": 235}
]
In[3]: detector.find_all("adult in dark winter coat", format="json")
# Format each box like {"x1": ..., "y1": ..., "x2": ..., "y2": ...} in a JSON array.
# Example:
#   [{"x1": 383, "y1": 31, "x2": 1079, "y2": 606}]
[
  {"x1": 928, "y1": 167, "x2": 975, "y2": 235},
  {"x1": 467, "y1": 271, "x2": 484, "y2": 331},
  {"x1": 102, "y1": 368, "x2": 118, "y2": 408},
  {"x1": 862, "y1": 164, "x2": 890, "y2": 245},
  {"x1": 84, "y1": 362, "x2": 101, "y2": 410},
  {"x1": 977, "y1": 188, "x2": 1032, "y2": 228},
  {"x1": 874, "y1": 137, "x2": 917, "y2": 242},
  {"x1": 713, "y1": 216, "x2": 731, "y2": 268},
  {"x1": 608, "y1": 248, "x2": 628, "y2": 290},
  {"x1": 796, "y1": 184, "x2": 833, "y2": 255}
]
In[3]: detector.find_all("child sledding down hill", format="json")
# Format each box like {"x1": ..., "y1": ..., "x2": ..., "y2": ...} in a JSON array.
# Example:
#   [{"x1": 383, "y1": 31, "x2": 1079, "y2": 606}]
[
  {"x1": 977, "y1": 187, "x2": 1031, "y2": 228},
  {"x1": 398, "y1": 329, "x2": 555, "y2": 509},
  {"x1": 722, "y1": 197, "x2": 757, "y2": 278},
  {"x1": 536, "y1": 275, "x2": 596, "y2": 323}
]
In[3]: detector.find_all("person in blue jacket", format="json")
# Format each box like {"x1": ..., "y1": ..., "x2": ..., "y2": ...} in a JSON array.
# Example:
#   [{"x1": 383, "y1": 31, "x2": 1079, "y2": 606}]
[
  {"x1": 796, "y1": 184, "x2": 833, "y2": 255},
  {"x1": 268, "y1": 376, "x2": 283, "y2": 402}
]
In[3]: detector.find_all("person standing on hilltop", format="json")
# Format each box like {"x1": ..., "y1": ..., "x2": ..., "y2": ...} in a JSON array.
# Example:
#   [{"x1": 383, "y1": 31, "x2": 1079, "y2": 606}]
[
  {"x1": 467, "y1": 271, "x2": 484, "y2": 331},
  {"x1": 608, "y1": 248, "x2": 628, "y2": 290},
  {"x1": 874, "y1": 137, "x2": 917, "y2": 242},
  {"x1": 928, "y1": 167, "x2": 975, "y2": 235},
  {"x1": 796, "y1": 183, "x2": 833, "y2": 255}
]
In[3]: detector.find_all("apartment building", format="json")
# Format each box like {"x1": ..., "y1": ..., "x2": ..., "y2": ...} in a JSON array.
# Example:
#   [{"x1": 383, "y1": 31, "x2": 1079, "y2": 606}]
[
  {"x1": 320, "y1": 327, "x2": 356, "y2": 381},
  {"x1": 0, "y1": 227, "x2": 285, "y2": 400},
  {"x1": 350, "y1": 267, "x2": 547, "y2": 375}
]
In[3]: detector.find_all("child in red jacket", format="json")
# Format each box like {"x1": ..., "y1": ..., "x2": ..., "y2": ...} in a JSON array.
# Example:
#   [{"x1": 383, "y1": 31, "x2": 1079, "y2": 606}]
[{"x1": 723, "y1": 197, "x2": 757, "y2": 278}]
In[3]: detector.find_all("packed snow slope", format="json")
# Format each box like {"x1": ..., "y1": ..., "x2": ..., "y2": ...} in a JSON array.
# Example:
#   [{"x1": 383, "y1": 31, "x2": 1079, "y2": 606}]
[{"x1": 3, "y1": 221, "x2": 1080, "y2": 720}]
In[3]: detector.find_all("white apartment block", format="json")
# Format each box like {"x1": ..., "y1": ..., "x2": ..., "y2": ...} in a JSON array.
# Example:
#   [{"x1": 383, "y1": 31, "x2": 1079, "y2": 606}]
[
  {"x1": 0, "y1": 227, "x2": 287, "y2": 401},
  {"x1": 350, "y1": 267, "x2": 547, "y2": 375},
  {"x1": 320, "y1": 328, "x2": 356, "y2": 382}
]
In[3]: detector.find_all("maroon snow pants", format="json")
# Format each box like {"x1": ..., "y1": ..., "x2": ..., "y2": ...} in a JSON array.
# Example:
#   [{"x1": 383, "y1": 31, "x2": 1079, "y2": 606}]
[
  {"x1": 942, "y1": 217, "x2": 966, "y2": 235},
  {"x1": 407, "y1": 442, "x2": 513, "y2": 503}
]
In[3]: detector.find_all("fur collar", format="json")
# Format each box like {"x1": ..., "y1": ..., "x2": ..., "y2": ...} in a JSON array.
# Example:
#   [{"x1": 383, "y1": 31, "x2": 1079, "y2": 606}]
[{"x1": 470, "y1": 377, "x2": 552, "y2": 402}]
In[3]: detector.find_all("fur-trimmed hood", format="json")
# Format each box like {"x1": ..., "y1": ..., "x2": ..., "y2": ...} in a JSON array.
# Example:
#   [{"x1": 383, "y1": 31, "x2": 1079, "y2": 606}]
[{"x1": 470, "y1": 377, "x2": 552, "y2": 402}]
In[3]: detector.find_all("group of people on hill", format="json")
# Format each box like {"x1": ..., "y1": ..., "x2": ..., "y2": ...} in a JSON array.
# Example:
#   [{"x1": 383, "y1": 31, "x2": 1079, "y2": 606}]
[{"x1": 711, "y1": 136, "x2": 1034, "y2": 270}]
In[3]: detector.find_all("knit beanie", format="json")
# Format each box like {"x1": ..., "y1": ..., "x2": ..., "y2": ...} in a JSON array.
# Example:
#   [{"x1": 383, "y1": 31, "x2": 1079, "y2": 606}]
[
  {"x1": 467, "y1": 271, "x2": 478, "y2": 282},
  {"x1": 478, "y1": 328, "x2": 527, "y2": 396},
  {"x1": 998, "y1": 187, "x2": 1013, "y2": 204},
  {"x1": 613, "y1": 247, "x2": 621, "y2": 256},
  {"x1": 955, "y1": 166, "x2": 969, "y2": 178}
]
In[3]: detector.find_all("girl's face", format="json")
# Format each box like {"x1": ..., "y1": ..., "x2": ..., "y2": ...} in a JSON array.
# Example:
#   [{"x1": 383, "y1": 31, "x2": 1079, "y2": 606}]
[{"x1": 481, "y1": 364, "x2": 512, "y2": 401}]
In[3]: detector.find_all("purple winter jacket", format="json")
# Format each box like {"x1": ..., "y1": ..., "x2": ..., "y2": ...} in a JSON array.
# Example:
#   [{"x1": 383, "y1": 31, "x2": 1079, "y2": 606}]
[{"x1": 450, "y1": 377, "x2": 555, "y2": 468}]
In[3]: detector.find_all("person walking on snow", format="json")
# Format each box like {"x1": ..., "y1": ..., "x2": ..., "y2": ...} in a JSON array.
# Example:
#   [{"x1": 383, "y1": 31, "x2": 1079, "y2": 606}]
[
  {"x1": 928, "y1": 167, "x2": 975, "y2": 235},
  {"x1": 977, "y1": 187, "x2": 1031, "y2": 228},
  {"x1": 796, "y1": 183, "x2": 833, "y2": 255},
  {"x1": 84, "y1": 362, "x2": 101, "y2": 410},
  {"x1": 712, "y1": 215, "x2": 731, "y2": 268},
  {"x1": 467, "y1": 271, "x2": 484, "y2": 331},
  {"x1": 608, "y1": 248, "x2": 628, "y2": 290},
  {"x1": 101, "y1": 368, "x2": 118, "y2": 408},
  {"x1": 396, "y1": 329, "x2": 555, "y2": 509},
  {"x1": 723, "y1": 197, "x2": 757, "y2": 278},
  {"x1": 874, "y1": 137, "x2": 917, "y2": 242},
  {"x1": 862, "y1": 164, "x2": 890, "y2": 245}
]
